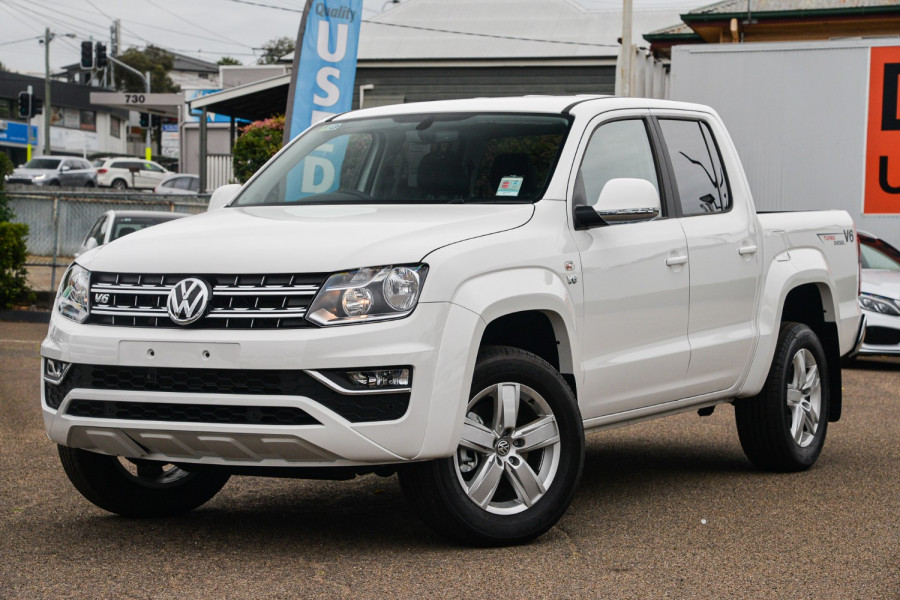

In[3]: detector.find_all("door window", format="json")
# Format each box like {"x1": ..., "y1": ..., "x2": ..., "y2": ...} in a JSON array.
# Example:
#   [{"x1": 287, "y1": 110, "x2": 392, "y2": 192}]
[
  {"x1": 658, "y1": 119, "x2": 730, "y2": 216},
  {"x1": 85, "y1": 216, "x2": 108, "y2": 246},
  {"x1": 576, "y1": 119, "x2": 659, "y2": 208}
]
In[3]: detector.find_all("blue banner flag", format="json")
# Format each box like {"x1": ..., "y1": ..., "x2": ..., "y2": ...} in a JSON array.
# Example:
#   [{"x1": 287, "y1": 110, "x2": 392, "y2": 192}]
[{"x1": 284, "y1": 0, "x2": 363, "y2": 142}]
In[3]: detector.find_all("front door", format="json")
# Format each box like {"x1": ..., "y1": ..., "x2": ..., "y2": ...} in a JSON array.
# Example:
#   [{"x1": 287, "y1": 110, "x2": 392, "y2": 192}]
[{"x1": 573, "y1": 114, "x2": 691, "y2": 419}]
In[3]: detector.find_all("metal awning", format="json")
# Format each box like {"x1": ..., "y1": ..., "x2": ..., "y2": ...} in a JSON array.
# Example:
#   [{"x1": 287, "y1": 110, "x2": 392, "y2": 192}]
[{"x1": 188, "y1": 74, "x2": 291, "y2": 121}]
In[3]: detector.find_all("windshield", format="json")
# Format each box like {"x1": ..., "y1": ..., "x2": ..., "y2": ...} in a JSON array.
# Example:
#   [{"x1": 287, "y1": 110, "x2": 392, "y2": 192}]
[
  {"x1": 23, "y1": 158, "x2": 61, "y2": 169},
  {"x1": 233, "y1": 113, "x2": 572, "y2": 206}
]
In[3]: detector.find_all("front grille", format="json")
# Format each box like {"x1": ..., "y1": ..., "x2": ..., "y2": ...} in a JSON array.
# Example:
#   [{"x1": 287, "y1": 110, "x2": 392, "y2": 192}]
[
  {"x1": 66, "y1": 399, "x2": 319, "y2": 426},
  {"x1": 864, "y1": 326, "x2": 900, "y2": 346},
  {"x1": 86, "y1": 272, "x2": 329, "y2": 329},
  {"x1": 46, "y1": 364, "x2": 410, "y2": 423}
]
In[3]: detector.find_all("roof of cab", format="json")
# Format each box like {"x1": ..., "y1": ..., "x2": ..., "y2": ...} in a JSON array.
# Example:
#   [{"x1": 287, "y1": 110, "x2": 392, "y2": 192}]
[{"x1": 335, "y1": 95, "x2": 715, "y2": 121}]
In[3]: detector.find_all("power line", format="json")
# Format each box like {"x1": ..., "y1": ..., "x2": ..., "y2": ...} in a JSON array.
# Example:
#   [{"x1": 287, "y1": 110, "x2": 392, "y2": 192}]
[
  {"x1": 364, "y1": 20, "x2": 620, "y2": 48},
  {"x1": 0, "y1": 34, "x2": 41, "y2": 47},
  {"x1": 144, "y1": 0, "x2": 255, "y2": 48},
  {"x1": 220, "y1": 0, "x2": 302, "y2": 12},
  {"x1": 217, "y1": 0, "x2": 619, "y2": 48}
]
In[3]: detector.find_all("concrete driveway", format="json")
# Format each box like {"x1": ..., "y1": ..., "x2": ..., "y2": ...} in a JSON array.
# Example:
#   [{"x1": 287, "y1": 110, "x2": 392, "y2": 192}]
[{"x1": 1, "y1": 321, "x2": 897, "y2": 599}]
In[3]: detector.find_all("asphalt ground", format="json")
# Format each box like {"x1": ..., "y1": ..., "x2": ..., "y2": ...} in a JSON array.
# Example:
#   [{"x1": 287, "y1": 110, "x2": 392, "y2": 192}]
[{"x1": 1, "y1": 320, "x2": 897, "y2": 600}]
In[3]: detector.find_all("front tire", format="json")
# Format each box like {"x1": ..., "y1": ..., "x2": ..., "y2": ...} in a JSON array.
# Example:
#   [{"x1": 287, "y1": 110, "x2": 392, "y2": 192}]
[
  {"x1": 111, "y1": 179, "x2": 128, "y2": 190},
  {"x1": 58, "y1": 446, "x2": 230, "y2": 517},
  {"x1": 735, "y1": 322, "x2": 830, "y2": 472},
  {"x1": 399, "y1": 346, "x2": 584, "y2": 546}
]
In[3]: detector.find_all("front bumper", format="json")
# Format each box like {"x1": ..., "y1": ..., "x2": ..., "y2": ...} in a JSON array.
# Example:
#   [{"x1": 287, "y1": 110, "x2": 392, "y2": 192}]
[
  {"x1": 857, "y1": 309, "x2": 900, "y2": 356},
  {"x1": 41, "y1": 301, "x2": 481, "y2": 467}
]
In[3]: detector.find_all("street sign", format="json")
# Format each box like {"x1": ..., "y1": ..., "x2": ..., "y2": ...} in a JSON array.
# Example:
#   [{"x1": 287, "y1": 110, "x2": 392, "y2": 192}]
[{"x1": 89, "y1": 92, "x2": 183, "y2": 117}]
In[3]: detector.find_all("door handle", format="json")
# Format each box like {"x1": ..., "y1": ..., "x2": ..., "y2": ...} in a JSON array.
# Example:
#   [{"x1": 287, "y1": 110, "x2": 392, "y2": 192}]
[
  {"x1": 738, "y1": 244, "x2": 759, "y2": 256},
  {"x1": 666, "y1": 255, "x2": 688, "y2": 267}
]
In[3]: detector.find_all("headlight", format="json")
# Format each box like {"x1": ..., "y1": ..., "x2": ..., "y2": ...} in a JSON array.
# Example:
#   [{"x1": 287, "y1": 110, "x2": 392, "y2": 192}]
[
  {"x1": 307, "y1": 264, "x2": 428, "y2": 326},
  {"x1": 859, "y1": 293, "x2": 900, "y2": 317},
  {"x1": 56, "y1": 264, "x2": 91, "y2": 323},
  {"x1": 33, "y1": 174, "x2": 46, "y2": 180}
]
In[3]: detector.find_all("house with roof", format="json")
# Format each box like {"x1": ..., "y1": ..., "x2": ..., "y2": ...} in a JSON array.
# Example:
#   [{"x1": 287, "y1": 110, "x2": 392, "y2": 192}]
[{"x1": 645, "y1": 0, "x2": 900, "y2": 60}]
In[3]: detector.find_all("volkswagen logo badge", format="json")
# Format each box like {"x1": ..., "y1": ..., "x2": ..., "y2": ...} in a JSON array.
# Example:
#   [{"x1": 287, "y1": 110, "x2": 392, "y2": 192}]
[
  {"x1": 167, "y1": 278, "x2": 211, "y2": 325},
  {"x1": 495, "y1": 439, "x2": 511, "y2": 457}
]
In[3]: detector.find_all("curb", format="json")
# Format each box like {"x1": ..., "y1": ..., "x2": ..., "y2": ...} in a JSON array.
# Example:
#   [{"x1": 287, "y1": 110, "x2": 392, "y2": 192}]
[{"x1": 0, "y1": 310, "x2": 51, "y2": 323}]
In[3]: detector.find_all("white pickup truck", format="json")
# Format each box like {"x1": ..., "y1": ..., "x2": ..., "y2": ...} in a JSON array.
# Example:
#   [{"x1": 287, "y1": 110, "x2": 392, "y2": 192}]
[{"x1": 42, "y1": 96, "x2": 863, "y2": 545}]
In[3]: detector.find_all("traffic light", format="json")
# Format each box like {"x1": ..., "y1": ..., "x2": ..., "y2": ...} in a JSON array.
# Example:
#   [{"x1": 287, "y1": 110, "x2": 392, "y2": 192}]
[
  {"x1": 17, "y1": 91, "x2": 31, "y2": 118},
  {"x1": 95, "y1": 43, "x2": 107, "y2": 68},
  {"x1": 80, "y1": 41, "x2": 93, "y2": 69},
  {"x1": 139, "y1": 113, "x2": 149, "y2": 128},
  {"x1": 31, "y1": 96, "x2": 42, "y2": 115}
]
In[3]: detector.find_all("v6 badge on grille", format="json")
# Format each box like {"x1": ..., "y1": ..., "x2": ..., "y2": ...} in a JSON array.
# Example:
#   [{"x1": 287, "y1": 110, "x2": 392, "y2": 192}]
[{"x1": 167, "y1": 278, "x2": 212, "y2": 325}]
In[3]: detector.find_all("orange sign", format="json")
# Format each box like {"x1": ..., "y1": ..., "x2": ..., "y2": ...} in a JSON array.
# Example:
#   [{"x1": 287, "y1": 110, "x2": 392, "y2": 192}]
[{"x1": 865, "y1": 47, "x2": 900, "y2": 214}]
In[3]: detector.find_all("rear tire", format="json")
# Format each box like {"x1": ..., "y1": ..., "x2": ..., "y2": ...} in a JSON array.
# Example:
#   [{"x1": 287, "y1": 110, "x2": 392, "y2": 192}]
[
  {"x1": 111, "y1": 179, "x2": 128, "y2": 190},
  {"x1": 735, "y1": 322, "x2": 830, "y2": 472},
  {"x1": 399, "y1": 346, "x2": 584, "y2": 546},
  {"x1": 58, "y1": 446, "x2": 229, "y2": 517}
]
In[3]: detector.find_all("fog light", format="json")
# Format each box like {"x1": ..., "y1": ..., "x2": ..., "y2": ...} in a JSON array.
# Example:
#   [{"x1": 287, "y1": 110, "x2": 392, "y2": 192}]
[
  {"x1": 44, "y1": 359, "x2": 71, "y2": 384},
  {"x1": 347, "y1": 368, "x2": 411, "y2": 388}
]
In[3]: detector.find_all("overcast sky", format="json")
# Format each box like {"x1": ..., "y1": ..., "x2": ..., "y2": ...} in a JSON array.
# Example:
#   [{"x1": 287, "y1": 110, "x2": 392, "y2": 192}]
[{"x1": 0, "y1": 0, "x2": 709, "y2": 76}]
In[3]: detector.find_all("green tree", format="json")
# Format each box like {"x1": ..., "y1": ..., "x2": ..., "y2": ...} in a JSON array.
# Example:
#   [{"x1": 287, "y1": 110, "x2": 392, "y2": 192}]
[
  {"x1": 257, "y1": 37, "x2": 294, "y2": 65},
  {"x1": 218, "y1": 56, "x2": 242, "y2": 66},
  {"x1": 232, "y1": 115, "x2": 284, "y2": 183},
  {"x1": 0, "y1": 153, "x2": 29, "y2": 308},
  {"x1": 116, "y1": 46, "x2": 181, "y2": 93}
]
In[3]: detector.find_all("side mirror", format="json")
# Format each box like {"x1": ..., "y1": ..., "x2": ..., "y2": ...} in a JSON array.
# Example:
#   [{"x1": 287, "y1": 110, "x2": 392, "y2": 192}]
[
  {"x1": 595, "y1": 178, "x2": 660, "y2": 223},
  {"x1": 574, "y1": 178, "x2": 660, "y2": 230},
  {"x1": 84, "y1": 238, "x2": 99, "y2": 251},
  {"x1": 60, "y1": 165, "x2": 71, "y2": 172},
  {"x1": 207, "y1": 183, "x2": 241, "y2": 211}
]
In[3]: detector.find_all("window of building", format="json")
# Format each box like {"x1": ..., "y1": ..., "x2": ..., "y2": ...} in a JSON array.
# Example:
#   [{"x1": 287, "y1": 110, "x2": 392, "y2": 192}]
[
  {"x1": 659, "y1": 119, "x2": 730, "y2": 216},
  {"x1": 110, "y1": 117, "x2": 121, "y2": 138},
  {"x1": 80, "y1": 110, "x2": 96, "y2": 132}
]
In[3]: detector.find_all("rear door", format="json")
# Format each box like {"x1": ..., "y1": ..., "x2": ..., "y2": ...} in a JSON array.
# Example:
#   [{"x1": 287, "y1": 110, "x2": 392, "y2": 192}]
[
  {"x1": 572, "y1": 111, "x2": 691, "y2": 419},
  {"x1": 652, "y1": 113, "x2": 762, "y2": 396},
  {"x1": 139, "y1": 162, "x2": 167, "y2": 189}
]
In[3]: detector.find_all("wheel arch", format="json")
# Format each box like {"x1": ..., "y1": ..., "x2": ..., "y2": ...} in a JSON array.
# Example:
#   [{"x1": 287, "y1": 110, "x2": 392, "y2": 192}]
[
  {"x1": 451, "y1": 267, "x2": 581, "y2": 399},
  {"x1": 740, "y1": 251, "x2": 842, "y2": 421}
]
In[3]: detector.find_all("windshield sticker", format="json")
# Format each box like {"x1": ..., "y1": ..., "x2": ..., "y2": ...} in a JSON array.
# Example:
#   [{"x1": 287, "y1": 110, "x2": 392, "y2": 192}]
[{"x1": 496, "y1": 176, "x2": 524, "y2": 197}]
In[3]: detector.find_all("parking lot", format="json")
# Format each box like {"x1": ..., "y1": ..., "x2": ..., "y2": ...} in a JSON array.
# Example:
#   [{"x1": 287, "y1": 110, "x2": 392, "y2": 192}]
[{"x1": 1, "y1": 320, "x2": 897, "y2": 599}]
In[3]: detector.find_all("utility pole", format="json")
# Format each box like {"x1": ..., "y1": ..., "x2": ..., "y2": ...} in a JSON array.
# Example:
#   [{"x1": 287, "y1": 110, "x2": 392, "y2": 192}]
[
  {"x1": 107, "y1": 55, "x2": 153, "y2": 159},
  {"x1": 109, "y1": 19, "x2": 120, "y2": 89},
  {"x1": 620, "y1": 0, "x2": 633, "y2": 97},
  {"x1": 43, "y1": 27, "x2": 51, "y2": 154}
]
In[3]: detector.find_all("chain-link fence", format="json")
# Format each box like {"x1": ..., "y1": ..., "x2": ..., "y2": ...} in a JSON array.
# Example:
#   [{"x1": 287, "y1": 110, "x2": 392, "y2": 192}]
[{"x1": 7, "y1": 188, "x2": 210, "y2": 292}]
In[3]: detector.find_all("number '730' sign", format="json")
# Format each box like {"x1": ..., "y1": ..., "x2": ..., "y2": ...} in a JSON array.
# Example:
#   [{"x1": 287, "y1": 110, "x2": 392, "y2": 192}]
[{"x1": 125, "y1": 94, "x2": 146, "y2": 104}]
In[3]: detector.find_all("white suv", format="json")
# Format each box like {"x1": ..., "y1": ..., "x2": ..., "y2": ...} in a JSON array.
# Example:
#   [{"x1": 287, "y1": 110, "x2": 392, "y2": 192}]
[{"x1": 92, "y1": 157, "x2": 170, "y2": 190}]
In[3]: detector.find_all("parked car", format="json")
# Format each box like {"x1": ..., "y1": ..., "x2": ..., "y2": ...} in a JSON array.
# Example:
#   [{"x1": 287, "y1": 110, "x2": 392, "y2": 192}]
[
  {"x1": 75, "y1": 210, "x2": 187, "y2": 257},
  {"x1": 92, "y1": 157, "x2": 170, "y2": 190},
  {"x1": 856, "y1": 231, "x2": 900, "y2": 357},
  {"x1": 5, "y1": 157, "x2": 97, "y2": 187},
  {"x1": 43, "y1": 96, "x2": 862, "y2": 546},
  {"x1": 154, "y1": 173, "x2": 201, "y2": 195}
]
